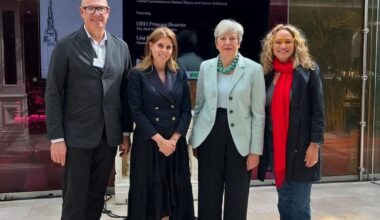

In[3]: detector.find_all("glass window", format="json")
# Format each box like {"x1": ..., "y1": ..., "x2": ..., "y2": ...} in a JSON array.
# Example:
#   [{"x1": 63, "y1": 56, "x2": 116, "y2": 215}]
[
  {"x1": 289, "y1": 0, "x2": 364, "y2": 176},
  {"x1": 366, "y1": 0, "x2": 380, "y2": 178},
  {"x1": 0, "y1": 1, "x2": 61, "y2": 194}
]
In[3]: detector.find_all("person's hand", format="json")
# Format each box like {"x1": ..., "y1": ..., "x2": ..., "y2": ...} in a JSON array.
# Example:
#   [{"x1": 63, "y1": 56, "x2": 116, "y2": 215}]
[
  {"x1": 305, "y1": 143, "x2": 319, "y2": 168},
  {"x1": 157, "y1": 139, "x2": 176, "y2": 157},
  {"x1": 169, "y1": 133, "x2": 180, "y2": 149},
  {"x1": 169, "y1": 139, "x2": 178, "y2": 150},
  {"x1": 246, "y1": 153, "x2": 260, "y2": 170},
  {"x1": 119, "y1": 136, "x2": 131, "y2": 157},
  {"x1": 51, "y1": 141, "x2": 67, "y2": 166}
]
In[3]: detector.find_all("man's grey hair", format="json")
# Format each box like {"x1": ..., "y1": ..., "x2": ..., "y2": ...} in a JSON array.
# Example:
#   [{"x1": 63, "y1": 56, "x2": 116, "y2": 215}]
[
  {"x1": 81, "y1": 0, "x2": 108, "y2": 6},
  {"x1": 214, "y1": 19, "x2": 244, "y2": 43}
]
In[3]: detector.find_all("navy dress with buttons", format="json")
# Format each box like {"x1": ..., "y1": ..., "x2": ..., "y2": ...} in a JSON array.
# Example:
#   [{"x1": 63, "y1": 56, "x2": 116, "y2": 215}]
[{"x1": 127, "y1": 67, "x2": 194, "y2": 220}]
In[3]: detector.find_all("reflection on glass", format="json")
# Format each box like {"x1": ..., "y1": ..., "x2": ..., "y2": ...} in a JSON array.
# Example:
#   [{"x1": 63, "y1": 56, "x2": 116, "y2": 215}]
[
  {"x1": 177, "y1": 29, "x2": 204, "y2": 108},
  {"x1": 2, "y1": 10, "x2": 17, "y2": 85},
  {"x1": 0, "y1": 1, "x2": 64, "y2": 194},
  {"x1": 289, "y1": 0, "x2": 363, "y2": 176},
  {"x1": 375, "y1": 75, "x2": 380, "y2": 174}
]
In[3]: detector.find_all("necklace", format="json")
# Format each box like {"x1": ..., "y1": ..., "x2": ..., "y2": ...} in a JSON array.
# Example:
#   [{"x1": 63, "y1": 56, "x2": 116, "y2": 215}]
[{"x1": 217, "y1": 53, "x2": 239, "y2": 74}]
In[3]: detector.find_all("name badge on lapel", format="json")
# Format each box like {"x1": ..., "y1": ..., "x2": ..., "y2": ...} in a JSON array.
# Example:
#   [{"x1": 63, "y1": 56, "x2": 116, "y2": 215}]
[{"x1": 93, "y1": 58, "x2": 105, "y2": 68}]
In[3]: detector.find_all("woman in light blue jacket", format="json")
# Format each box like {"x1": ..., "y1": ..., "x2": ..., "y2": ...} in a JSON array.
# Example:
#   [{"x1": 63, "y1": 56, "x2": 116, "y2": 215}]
[{"x1": 189, "y1": 19, "x2": 265, "y2": 220}]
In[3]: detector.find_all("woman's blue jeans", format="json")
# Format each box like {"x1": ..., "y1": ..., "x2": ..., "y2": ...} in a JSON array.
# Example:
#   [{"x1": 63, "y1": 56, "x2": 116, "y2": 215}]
[{"x1": 277, "y1": 181, "x2": 312, "y2": 220}]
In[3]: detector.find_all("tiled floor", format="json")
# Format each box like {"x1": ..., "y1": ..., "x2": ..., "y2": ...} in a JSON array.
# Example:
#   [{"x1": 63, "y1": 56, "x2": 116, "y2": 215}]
[{"x1": 1, "y1": 181, "x2": 379, "y2": 220}]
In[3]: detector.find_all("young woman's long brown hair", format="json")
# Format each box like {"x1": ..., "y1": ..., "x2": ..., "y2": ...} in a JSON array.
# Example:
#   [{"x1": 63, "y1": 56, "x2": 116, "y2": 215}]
[{"x1": 136, "y1": 27, "x2": 179, "y2": 72}]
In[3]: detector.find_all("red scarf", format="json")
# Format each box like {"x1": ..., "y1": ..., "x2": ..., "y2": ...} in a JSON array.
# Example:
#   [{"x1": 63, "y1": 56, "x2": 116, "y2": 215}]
[{"x1": 271, "y1": 58, "x2": 294, "y2": 188}]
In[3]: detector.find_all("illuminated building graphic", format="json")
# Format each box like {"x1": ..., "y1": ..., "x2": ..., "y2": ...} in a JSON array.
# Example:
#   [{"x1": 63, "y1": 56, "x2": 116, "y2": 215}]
[{"x1": 41, "y1": 0, "x2": 57, "y2": 78}]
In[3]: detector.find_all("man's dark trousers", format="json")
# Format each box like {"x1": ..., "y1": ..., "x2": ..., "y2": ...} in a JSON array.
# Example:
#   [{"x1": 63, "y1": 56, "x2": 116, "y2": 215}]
[{"x1": 61, "y1": 132, "x2": 117, "y2": 220}]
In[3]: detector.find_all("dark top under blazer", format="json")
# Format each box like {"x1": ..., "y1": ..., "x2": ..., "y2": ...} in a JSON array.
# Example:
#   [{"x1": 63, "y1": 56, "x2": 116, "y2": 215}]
[
  {"x1": 45, "y1": 26, "x2": 133, "y2": 148},
  {"x1": 127, "y1": 67, "x2": 192, "y2": 140},
  {"x1": 258, "y1": 65, "x2": 325, "y2": 182}
]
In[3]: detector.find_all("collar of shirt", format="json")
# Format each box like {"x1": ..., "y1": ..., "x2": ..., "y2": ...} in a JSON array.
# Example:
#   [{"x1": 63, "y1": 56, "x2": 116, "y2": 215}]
[
  {"x1": 84, "y1": 25, "x2": 107, "y2": 68},
  {"x1": 83, "y1": 25, "x2": 108, "y2": 46}
]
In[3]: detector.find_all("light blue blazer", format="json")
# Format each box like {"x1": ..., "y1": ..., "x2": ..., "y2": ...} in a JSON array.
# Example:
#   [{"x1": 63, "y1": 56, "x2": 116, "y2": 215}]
[{"x1": 189, "y1": 55, "x2": 265, "y2": 156}]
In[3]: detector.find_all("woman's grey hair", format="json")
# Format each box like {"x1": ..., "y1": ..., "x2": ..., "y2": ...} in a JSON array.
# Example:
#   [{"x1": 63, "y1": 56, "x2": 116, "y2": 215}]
[{"x1": 214, "y1": 19, "x2": 244, "y2": 43}]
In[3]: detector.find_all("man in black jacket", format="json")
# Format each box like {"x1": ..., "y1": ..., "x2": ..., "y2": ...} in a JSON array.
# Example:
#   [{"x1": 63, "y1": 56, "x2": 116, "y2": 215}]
[{"x1": 45, "y1": 0, "x2": 132, "y2": 219}]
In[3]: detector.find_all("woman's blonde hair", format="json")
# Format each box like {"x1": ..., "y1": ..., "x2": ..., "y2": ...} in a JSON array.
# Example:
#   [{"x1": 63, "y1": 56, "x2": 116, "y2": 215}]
[
  {"x1": 260, "y1": 24, "x2": 316, "y2": 74},
  {"x1": 136, "y1": 27, "x2": 179, "y2": 72}
]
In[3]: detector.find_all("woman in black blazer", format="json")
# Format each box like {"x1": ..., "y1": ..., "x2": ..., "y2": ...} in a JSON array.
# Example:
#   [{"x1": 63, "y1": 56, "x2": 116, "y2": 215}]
[
  {"x1": 258, "y1": 24, "x2": 325, "y2": 220},
  {"x1": 127, "y1": 27, "x2": 194, "y2": 220}
]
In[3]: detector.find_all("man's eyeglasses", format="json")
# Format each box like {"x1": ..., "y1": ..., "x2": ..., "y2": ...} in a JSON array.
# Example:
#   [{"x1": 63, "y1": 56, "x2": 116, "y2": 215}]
[{"x1": 82, "y1": 6, "x2": 109, "y2": 14}]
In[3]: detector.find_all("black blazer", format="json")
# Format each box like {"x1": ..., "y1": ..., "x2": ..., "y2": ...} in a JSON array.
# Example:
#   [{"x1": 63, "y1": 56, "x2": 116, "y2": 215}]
[
  {"x1": 258, "y1": 65, "x2": 325, "y2": 182},
  {"x1": 127, "y1": 67, "x2": 192, "y2": 140},
  {"x1": 45, "y1": 26, "x2": 133, "y2": 148}
]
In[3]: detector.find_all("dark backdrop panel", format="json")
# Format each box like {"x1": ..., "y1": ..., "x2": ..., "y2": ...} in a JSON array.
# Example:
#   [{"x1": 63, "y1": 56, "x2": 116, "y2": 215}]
[{"x1": 123, "y1": 0, "x2": 270, "y2": 64}]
